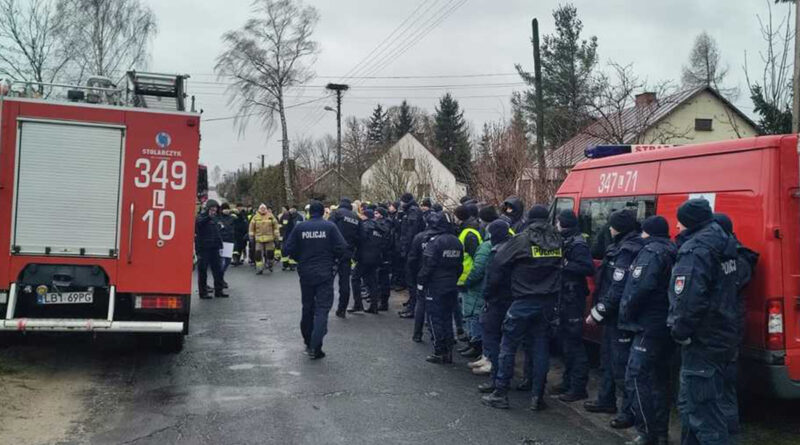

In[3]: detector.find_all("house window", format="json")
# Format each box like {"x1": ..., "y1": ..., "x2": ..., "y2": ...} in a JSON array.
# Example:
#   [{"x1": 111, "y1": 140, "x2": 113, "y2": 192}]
[
  {"x1": 695, "y1": 118, "x2": 713, "y2": 131},
  {"x1": 416, "y1": 183, "x2": 431, "y2": 198},
  {"x1": 402, "y1": 158, "x2": 416, "y2": 171}
]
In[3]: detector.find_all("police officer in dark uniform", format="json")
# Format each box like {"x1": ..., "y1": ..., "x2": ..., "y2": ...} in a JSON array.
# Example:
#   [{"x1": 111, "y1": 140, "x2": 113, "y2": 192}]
[
  {"x1": 417, "y1": 211, "x2": 463, "y2": 364},
  {"x1": 388, "y1": 202, "x2": 405, "y2": 291},
  {"x1": 375, "y1": 207, "x2": 393, "y2": 311},
  {"x1": 195, "y1": 199, "x2": 228, "y2": 299},
  {"x1": 482, "y1": 205, "x2": 562, "y2": 411},
  {"x1": 667, "y1": 199, "x2": 740, "y2": 444},
  {"x1": 712, "y1": 213, "x2": 758, "y2": 436},
  {"x1": 399, "y1": 193, "x2": 425, "y2": 313},
  {"x1": 585, "y1": 209, "x2": 645, "y2": 430},
  {"x1": 330, "y1": 198, "x2": 361, "y2": 318},
  {"x1": 283, "y1": 200, "x2": 347, "y2": 359},
  {"x1": 552, "y1": 209, "x2": 594, "y2": 403},
  {"x1": 406, "y1": 212, "x2": 438, "y2": 341},
  {"x1": 618, "y1": 216, "x2": 677, "y2": 445},
  {"x1": 350, "y1": 209, "x2": 386, "y2": 314},
  {"x1": 232, "y1": 203, "x2": 250, "y2": 266}
]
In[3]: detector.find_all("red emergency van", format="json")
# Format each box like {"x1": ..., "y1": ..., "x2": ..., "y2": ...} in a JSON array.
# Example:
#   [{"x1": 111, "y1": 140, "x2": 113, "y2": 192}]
[
  {"x1": 554, "y1": 135, "x2": 800, "y2": 399},
  {"x1": 0, "y1": 74, "x2": 199, "y2": 352}
]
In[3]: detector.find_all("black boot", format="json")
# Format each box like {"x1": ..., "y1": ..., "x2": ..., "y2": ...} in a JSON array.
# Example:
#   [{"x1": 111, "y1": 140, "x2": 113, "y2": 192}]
[
  {"x1": 348, "y1": 304, "x2": 364, "y2": 313},
  {"x1": 398, "y1": 310, "x2": 414, "y2": 318},
  {"x1": 584, "y1": 400, "x2": 618, "y2": 414},
  {"x1": 335, "y1": 309, "x2": 346, "y2": 318},
  {"x1": 456, "y1": 344, "x2": 472, "y2": 353},
  {"x1": 550, "y1": 382, "x2": 569, "y2": 395},
  {"x1": 529, "y1": 396, "x2": 548, "y2": 411},
  {"x1": 481, "y1": 389, "x2": 509, "y2": 409},
  {"x1": 365, "y1": 303, "x2": 379, "y2": 314},
  {"x1": 199, "y1": 292, "x2": 212, "y2": 299},
  {"x1": 460, "y1": 347, "x2": 481, "y2": 359},
  {"x1": 215, "y1": 290, "x2": 229, "y2": 298},
  {"x1": 516, "y1": 379, "x2": 532, "y2": 391},
  {"x1": 477, "y1": 381, "x2": 495, "y2": 394},
  {"x1": 559, "y1": 391, "x2": 588, "y2": 403}
]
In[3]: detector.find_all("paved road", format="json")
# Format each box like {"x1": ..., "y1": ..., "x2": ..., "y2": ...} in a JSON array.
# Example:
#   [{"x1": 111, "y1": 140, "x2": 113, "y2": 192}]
[{"x1": 0, "y1": 266, "x2": 797, "y2": 444}]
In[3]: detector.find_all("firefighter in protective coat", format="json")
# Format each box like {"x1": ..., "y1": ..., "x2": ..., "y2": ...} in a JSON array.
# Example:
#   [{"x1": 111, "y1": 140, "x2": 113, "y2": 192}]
[{"x1": 249, "y1": 204, "x2": 281, "y2": 274}]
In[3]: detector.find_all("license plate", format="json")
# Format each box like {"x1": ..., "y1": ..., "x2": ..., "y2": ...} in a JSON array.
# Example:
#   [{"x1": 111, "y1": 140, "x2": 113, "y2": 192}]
[{"x1": 37, "y1": 291, "x2": 94, "y2": 305}]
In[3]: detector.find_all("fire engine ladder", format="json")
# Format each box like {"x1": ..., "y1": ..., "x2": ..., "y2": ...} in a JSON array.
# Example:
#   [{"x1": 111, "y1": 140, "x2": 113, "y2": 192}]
[
  {"x1": 127, "y1": 71, "x2": 190, "y2": 112},
  {"x1": 2, "y1": 285, "x2": 183, "y2": 332}
]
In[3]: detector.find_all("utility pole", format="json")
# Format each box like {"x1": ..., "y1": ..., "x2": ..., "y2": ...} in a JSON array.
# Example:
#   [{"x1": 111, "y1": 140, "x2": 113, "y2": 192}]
[
  {"x1": 249, "y1": 162, "x2": 252, "y2": 174},
  {"x1": 531, "y1": 18, "x2": 546, "y2": 202},
  {"x1": 259, "y1": 154, "x2": 266, "y2": 169},
  {"x1": 326, "y1": 83, "x2": 349, "y2": 201}
]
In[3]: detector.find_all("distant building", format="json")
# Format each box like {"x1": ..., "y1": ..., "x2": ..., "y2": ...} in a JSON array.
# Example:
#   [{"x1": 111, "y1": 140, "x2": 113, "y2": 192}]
[
  {"x1": 361, "y1": 133, "x2": 466, "y2": 207},
  {"x1": 519, "y1": 86, "x2": 759, "y2": 194}
]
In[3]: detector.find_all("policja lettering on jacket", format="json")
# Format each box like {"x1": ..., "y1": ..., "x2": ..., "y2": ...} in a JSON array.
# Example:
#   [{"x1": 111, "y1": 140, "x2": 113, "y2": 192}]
[{"x1": 302, "y1": 231, "x2": 327, "y2": 239}]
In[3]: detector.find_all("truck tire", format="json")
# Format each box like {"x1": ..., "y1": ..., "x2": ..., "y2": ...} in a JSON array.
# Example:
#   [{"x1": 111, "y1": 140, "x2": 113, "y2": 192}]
[{"x1": 156, "y1": 333, "x2": 185, "y2": 353}]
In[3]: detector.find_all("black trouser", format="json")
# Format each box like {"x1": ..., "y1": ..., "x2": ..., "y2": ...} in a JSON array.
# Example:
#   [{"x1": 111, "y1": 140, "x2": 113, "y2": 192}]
[
  {"x1": 233, "y1": 237, "x2": 247, "y2": 264},
  {"x1": 300, "y1": 278, "x2": 334, "y2": 352},
  {"x1": 336, "y1": 255, "x2": 352, "y2": 312},
  {"x1": 197, "y1": 248, "x2": 224, "y2": 295},
  {"x1": 392, "y1": 250, "x2": 405, "y2": 287},
  {"x1": 413, "y1": 288, "x2": 427, "y2": 339},
  {"x1": 378, "y1": 261, "x2": 391, "y2": 307},
  {"x1": 351, "y1": 262, "x2": 378, "y2": 309}
]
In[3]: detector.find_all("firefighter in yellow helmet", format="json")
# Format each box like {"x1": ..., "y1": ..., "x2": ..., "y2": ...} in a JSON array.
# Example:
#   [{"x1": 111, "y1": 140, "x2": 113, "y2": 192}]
[{"x1": 249, "y1": 204, "x2": 281, "y2": 274}]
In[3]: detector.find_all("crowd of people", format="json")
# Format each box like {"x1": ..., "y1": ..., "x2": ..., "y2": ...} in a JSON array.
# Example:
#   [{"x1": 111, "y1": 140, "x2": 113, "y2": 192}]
[{"x1": 198, "y1": 192, "x2": 756, "y2": 445}]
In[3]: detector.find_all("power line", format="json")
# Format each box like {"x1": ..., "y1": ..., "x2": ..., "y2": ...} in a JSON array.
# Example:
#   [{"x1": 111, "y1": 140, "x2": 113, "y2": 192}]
[
  {"x1": 190, "y1": 72, "x2": 519, "y2": 80},
  {"x1": 202, "y1": 95, "x2": 331, "y2": 122},
  {"x1": 192, "y1": 81, "x2": 525, "y2": 90}
]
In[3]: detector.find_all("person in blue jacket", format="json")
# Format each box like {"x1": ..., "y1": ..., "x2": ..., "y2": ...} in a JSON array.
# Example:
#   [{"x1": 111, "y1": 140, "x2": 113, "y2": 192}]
[
  {"x1": 195, "y1": 199, "x2": 227, "y2": 299},
  {"x1": 618, "y1": 216, "x2": 677, "y2": 445},
  {"x1": 668, "y1": 199, "x2": 740, "y2": 445},
  {"x1": 417, "y1": 211, "x2": 463, "y2": 364},
  {"x1": 284, "y1": 200, "x2": 347, "y2": 360},
  {"x1": 552, "y1": 209, "x2": 595, "y2": 403},
  {"x1": 585, "y1": 209, "x2": 645, "y2": 430}
]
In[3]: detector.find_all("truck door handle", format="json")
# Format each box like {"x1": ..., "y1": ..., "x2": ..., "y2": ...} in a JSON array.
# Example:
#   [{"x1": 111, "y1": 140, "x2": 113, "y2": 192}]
[{"x1": 127, "y1": 203, "x2": 134, "y2": 264}]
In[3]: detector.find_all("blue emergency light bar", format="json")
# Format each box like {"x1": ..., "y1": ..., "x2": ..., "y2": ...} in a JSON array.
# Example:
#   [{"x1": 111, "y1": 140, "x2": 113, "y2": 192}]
[{"x1": 584, "y1": 145, "x2": 632, "y2": 159}]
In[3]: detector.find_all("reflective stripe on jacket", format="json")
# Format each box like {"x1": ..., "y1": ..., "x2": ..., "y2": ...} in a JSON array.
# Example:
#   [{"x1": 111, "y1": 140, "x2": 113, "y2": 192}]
[{"x1": 458, "y1": 227, "x2": 483, "y2": 285}]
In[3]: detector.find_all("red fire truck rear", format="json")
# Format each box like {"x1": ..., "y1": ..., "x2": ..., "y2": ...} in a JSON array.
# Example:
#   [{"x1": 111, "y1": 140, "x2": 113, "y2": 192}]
[
  {"x1": 0, "y1": 72, "x2": 200, "y2": 352},
  {"x1": 554, "y1": 136, "x2": 800, "y2": 398}
]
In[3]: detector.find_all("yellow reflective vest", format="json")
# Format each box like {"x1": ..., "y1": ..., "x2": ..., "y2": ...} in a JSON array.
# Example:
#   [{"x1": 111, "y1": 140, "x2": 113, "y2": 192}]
[{"x1": 458, "y1": 228, "x2": 483, "y2": 285}]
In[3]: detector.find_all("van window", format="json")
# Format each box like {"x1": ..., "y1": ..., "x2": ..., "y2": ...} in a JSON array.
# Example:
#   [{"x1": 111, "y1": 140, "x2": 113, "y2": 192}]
[
  {"x1": 578, "y1": 196, "x2": 656, "y2": 246},
  {"x1": 549, "y1": 197, "x2": 575, "y2": 224}
]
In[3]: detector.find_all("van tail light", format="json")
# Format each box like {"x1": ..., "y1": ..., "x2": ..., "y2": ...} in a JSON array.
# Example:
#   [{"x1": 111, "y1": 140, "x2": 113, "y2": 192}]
[
  {"x1": 766, "y1": 299, "x2": 784, "y2": 350},
  {"x1": 135, "y1": 295, "x2": 183, "y2": 310}
]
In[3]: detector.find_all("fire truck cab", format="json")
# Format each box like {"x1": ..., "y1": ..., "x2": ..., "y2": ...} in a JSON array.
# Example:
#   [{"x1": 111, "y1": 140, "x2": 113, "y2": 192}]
[
  {"x1": 0, "y1": 73, "x2": 199, "y2": 352},
  {"x1": 555, "y1": 136, "x2": 800, "y2": 399}
]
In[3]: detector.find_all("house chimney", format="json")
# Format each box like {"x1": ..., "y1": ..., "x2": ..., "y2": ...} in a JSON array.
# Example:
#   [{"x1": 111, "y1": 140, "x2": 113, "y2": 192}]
[{"x1": 635, "y1": 92, "x2": 657, "y2": 108}]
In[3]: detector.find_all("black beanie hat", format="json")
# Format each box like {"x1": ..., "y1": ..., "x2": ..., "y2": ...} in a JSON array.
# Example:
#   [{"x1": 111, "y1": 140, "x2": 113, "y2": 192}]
[
  {"x1": 339, "y1": 197, "x2": 352, "y2": 210},
  {"x1": 677, "y1": 199, "x2": 713, "y2": 230},
  {"x1": 527, "y1": 205, "x2": 549, "y2": 221},
  {"x1": 376, "y1": 207, "x2": 388, "y2": 218},
  {"x1": 466, "y1": 203, "x2": 479, "y2": 218},
  {"x1": 421, "y1": 197, "x2": 432, "y2": 208},
  {"x1": 432, "y1": 203, "x2": 443, "y2": 212},
  {"x1": 363, "y1": 209, "x2": 375, "y2": 220},
  {"x1": 487, "y1": 219, "x2": 510, "y2": 244},
  {"x1": 713, "y1": 213, "x2": 733, "y2": 235},
  {"x1": 401, "y1": 193, "x2": 414, "y2": 203},
  {"x1": 642, "y1": 215, "x2": 669, "y2": 238},
  {"x1": 309, "y1": 200, "x2": 325, "y2": 217},
  {"x1": 557, "y1": 209, "x2": 578, "y2": 229},
  {"x1": 206, "y1": 199, "x2": 219, "y2": 209},
  {"x1": 609, "y1": 209, "x2": 637, "y2": 234},
  {"x1": 454, "y1": 205, "x2": 470, "y2": 221},
  {"x1": 478, "y1": 205, "x2": 498, "y2": 223}
]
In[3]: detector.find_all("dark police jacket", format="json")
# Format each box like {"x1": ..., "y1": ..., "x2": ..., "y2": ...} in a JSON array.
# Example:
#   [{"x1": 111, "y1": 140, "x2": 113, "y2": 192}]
[
  {"x1": 330, "y1": 207, "x2": 361, "y2": 257},
  {"x1": 284, "y1": 215, "x2": 348, "y2": 285},
  {"x1": 417, "y1": 230, "x2": 463, "y2": 296},
  {"x1": 399, "y1": 202, "x2": 424, "y2": 257},
  {"x1": 590, "y1": 230, "x2": 645, "y2": 324},
  {"x1": 376, "y1": 218, "x2": 395, "y2": 262},
  {"x1": 487, "y1": 220, "x2": 562, "y2": 301},
  {"x1": 217, "y1": 213, "x2": 236, "y2": 243},
  {"x1": 668, "y1": 221, "x2": 740, "y2": 362},
  {"x1": 482, "y1": 239, "x2": 512, "y2": 304},
  {"x1": 195, "y1": 212, "x2": 223, "y2": 252},
  {"x1": 618, "y1": 236, "x2": 677, "y2": 337},
  {"x1": 233, "y1": 212, "x2": 249, "y2": 243},
  {"x1": 560, "y1": 228, "x2": 594, "y2": 316},
  {"x1": 355, "y1": 219, "x2": 387, "y2": 266},
  {"x1": 406, "y1": 228, "x2": 436, "y2": 289}
]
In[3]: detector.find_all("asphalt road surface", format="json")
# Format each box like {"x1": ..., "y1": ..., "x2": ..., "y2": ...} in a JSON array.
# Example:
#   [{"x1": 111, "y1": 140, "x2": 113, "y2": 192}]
[{"x1": 0, "y1": 265, "x2": 797, "y2": 444}]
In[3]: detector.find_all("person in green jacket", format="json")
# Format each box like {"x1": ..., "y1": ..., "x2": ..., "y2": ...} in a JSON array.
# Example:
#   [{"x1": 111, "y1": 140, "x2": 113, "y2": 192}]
[{"x1": 460, "y1": 223, "x2": 492, "y2": 363}]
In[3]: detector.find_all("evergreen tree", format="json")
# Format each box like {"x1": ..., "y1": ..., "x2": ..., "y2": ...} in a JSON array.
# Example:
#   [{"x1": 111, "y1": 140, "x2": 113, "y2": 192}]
[
  {"x1": 434, "y1": 93, "x2": 471, "y2": 184},
  {"x1": 393, "y1": 100, "x2": 416, "y2": 138},
  {"x1": 514, "y1": 3, "x2": 599, "y2": 149},
  {"x1": 366, "y1": 104, "x2": 390, "y2": 148}
]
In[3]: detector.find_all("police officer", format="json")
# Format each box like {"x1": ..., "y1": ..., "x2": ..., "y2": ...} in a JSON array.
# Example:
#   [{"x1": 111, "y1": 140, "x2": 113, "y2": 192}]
[
  {"x1": 330, "y1": 198, "x2": 360, "y2": 318},
  {"x1": 350, "y1": 209, "x2": 386, "y2": 314},
  {"x1": 552, "y1": 209, "x2": 594, "y2": 403},
  {"x1": 475, "y1": 219, "x2": 512, "y2": 394},
  {"x1": 375, "y1": 207, "x2": 393, "y2": 311},
  {"x1": 618, "y1": 216, "x2": 676, "y2": 445},
  {"x1": 585, "y1": 209, "x2": 645, "y2": 430},
  {"x1": 232, "y1": 203, "x2": 249, "y2": 266},
  {"x1": 454, "y1": 204, "x2": 483, "y2": 358},
  {"x1": 712, "y1": 213, "x2": 758, "y2": 437},
  {"x1": 388, "y1": 201, "x2": 405, "y2": 291},
  {"x1": 482, "y1": 205, "x2": 562, "y2": 410},
  {"x1": 195, "y1": 200, "x2": 228, "y2": 299},
  {"x1": 499, "y1": 196, "x2": 526, "y2": 233},
  {"x1": 399, "y1": 193, "x2": 425, "y2": 311},
  {"x1": 668, "y1": 199, "x2": 740, "y2": 444},
  {"x1": 417, "y1": 212, "x2": 463, "y2": 364},
  {"x1": 283, "y1": 200, "x2": 347, "y2": 359},
  {"x1": 406, "y1": 212, "x2": 438, "y2": 342}
]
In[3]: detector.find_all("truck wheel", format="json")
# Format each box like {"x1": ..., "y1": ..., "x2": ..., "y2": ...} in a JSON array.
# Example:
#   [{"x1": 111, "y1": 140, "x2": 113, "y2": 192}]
[{"x1": 156, "y1": 334, "x2": 185, "y2": 353}]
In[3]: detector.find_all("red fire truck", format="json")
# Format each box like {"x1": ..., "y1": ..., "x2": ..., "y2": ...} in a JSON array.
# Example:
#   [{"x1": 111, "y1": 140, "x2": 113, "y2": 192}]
[
  {"x1": 0, "y1": 73, "x2": 199, "y2": 352},
  {"x1": 554, "y1": 136, "x2": 800, "y2": 398}
]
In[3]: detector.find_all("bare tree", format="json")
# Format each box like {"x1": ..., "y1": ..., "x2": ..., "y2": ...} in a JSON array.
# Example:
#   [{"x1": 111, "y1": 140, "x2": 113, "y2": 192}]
[
  {"x1": 682, "y1": 32, "x2": 734, "y2": 94},
  {"x1": 342, "y1": 116, "x2": 370, "y2": 175},
  {"x1": 216, "y1": 0, "x2": 320, "y2": 205},
  {"x1": 472, "y1": 120, "x2": 530, "y2": 206},
  {"x1": 56, "y1": 0, "x2": 157, "y2": 79},
  {"x1": 0, "y1": 0, "x2": 71, "y2": 94},
  {"x1": 361, "y1": 148, "x2": 413, "y2": 203}
]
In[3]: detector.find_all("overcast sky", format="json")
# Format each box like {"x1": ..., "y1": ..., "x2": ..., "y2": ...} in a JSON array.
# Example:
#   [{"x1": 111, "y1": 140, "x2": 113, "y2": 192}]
[{"x1": 141, "y1": 0, "x2": 790, "y2": 178}]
